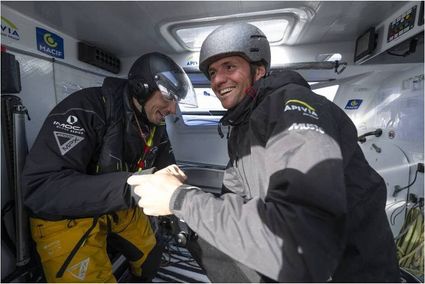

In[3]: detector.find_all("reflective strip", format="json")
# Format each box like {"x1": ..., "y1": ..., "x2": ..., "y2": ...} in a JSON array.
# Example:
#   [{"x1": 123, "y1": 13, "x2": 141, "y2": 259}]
[{"x1": 146, "y1": 126, "x2": 157, "y2": 147}]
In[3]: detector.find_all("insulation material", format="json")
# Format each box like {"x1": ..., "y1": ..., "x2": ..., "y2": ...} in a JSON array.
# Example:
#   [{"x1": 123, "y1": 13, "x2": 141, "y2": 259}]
[
  {"x1": 13, "y1": 53, "x2": 56, "y2": 149},
  {"x1": 54, "y1": 63, "x2": 105, "y2": 103}
]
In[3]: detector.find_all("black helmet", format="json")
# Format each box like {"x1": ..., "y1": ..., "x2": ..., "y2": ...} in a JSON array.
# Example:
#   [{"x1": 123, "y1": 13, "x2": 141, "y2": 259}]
[
  {"x1": 199, "y1": 22, "x2": 271, "y2": 79},
  {"x1": 128, "y1": 52, "x2": 197, "y2": 106}
]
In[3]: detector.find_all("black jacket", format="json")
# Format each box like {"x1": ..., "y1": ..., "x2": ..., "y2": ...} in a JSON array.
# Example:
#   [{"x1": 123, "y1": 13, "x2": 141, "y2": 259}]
[
  {"x1": 170, "y1": 71, "x2": 400, "y2": 282},
  {"x1": 23, "y1": 77, "x2": 175, "y2": 220}
]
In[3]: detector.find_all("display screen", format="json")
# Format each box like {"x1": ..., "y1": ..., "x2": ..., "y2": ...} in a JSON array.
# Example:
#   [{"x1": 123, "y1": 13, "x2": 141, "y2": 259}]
[
  {"x1": 354, "y1": 28, "x2": 375, "y2": 62},
  {"x1": 356, "y1": 33, "x2": 370, "y2": 56}
]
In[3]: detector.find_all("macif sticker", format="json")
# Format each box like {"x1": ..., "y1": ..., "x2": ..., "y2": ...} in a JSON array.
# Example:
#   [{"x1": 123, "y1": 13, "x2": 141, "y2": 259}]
[
  {"x1": 344, "y1": 99, "x2": 363, "y2": 110},
  {"x1": 36, "y1": 27, "x2": 64, "y2": 59}
]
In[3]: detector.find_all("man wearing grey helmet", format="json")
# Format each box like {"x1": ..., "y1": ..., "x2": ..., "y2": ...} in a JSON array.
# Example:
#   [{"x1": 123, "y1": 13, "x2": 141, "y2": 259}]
[
  {"x1": 22, "y1": 52, "x2": 194, "y2": 282},
  {"x1": 129, "y1": 23, "x2": 400, "y2": 282}
]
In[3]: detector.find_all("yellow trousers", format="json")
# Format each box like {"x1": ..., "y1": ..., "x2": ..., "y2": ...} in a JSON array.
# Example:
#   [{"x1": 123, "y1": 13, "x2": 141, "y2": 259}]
[{"x1": 30, "y1": 207, "x2": 156, "y2": 282}]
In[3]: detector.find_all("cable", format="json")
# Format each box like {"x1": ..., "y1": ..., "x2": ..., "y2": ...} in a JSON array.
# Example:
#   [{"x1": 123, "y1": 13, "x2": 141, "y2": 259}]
[
  {"x1": 358, "y1": 128, "x2": 382, "y2": 143},
  {"x1": 393, "y1": 170, "x2": 419, "y2": 197},
  {"x1": 393, "y1": 163, "x2": 423, "y2": 197},
  {"x1": 391, "y1": 204, "x2": 406, "y2": 225},
  {"x1": 386, "y1": 199, "x2": 406, "y2": 210}
]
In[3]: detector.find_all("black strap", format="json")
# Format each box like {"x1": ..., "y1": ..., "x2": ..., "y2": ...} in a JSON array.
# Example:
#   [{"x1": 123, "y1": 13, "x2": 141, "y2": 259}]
[
  {"x1": 56, "y1": 217, "x2": 99, "y2": 278},
  {"x1": 1, "y1": 200, "x2": 17, "y2": 256}
]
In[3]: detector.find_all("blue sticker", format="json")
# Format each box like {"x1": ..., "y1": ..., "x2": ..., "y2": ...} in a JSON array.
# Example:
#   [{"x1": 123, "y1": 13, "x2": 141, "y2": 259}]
[
  {"x1": 345, "y1": 99, "x2": 363, "y2": 110},
  {"x1": 36, "y1": 27, "x2": 64, "y2": 59}
]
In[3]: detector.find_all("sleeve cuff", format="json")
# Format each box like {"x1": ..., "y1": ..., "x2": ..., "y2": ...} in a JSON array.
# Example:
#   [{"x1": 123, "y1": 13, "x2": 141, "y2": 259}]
[
  {"x1": 128, "y1": 167, "x2": 157, "y2": 205},
  {"x1": 169, "y1": 184, "x2": 198, "y2": 211}
]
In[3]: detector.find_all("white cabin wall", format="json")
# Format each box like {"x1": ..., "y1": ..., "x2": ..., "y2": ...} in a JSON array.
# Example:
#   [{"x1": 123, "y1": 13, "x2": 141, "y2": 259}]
[
  {"x1": 334, "y1": 63, "x2": 424, "y2": 235},
  {"x1": 1, "y1": 5, "x2": 126, "y2": 77},
  {"x1": 1, "y1": 5, "x2": 120, "y2": 148},
  {"x1": 11, "y1": 54, "x2": 56, "y2": 148}
]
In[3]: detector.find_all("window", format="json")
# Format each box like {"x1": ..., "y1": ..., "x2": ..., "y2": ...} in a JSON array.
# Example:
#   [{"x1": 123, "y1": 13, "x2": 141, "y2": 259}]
[
  {"x1": 179, "y1": 87, "x2": 225, "y2": 126},
  {"x1": 176, "y1": 19, "x2": 289, "y2": 51},
  {"x1": 312, "y1": 85, "x2": 339, "y2": 101}
]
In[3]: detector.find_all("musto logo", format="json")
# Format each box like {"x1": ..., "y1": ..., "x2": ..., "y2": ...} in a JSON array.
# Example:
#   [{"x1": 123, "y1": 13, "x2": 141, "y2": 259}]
[{"x1": 288, "y1": 123, "x2": 325, "y2": 134}]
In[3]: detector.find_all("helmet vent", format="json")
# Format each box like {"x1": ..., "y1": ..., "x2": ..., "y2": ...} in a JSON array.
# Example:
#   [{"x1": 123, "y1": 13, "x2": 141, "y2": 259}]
[
  {"x1": 250, "y1": 48, "x2": 260, "y2": 52},
  {"x1": 250, "y1": 35, "x2": 266, "y2": 39}
]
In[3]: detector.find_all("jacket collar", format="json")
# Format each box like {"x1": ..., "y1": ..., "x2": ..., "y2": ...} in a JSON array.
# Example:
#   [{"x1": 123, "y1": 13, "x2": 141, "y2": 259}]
[
  {"x1": 219, "y1": 70, "x2": 310, "y2": 127},
  {"x1": 102, "y1": 77, "x2": 152, "y2": 129}
]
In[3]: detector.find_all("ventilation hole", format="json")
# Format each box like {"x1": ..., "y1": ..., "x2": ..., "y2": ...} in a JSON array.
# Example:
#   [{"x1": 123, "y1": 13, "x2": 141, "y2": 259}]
[
  {"x1": 250, "y1": 35, "x2": 266, "y2": 39},
  {"x1": 250, "y1": 48, "x2": 260, "y2": 52}
]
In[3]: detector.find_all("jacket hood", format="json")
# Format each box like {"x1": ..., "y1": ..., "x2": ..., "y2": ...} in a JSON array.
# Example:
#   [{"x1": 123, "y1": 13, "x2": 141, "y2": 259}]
[
  {"x1": 220, "y1": 70, "x2": 310, "y2": 127},
  {"x1": 102, "y1": 77, "x2": 153, "y2": 127},
  {"x1": 102, "y1": 77, "x2": 128, "y2": 95},
  {"x1": 256, "y1": 70, "x2": 310, "y2": 92}
]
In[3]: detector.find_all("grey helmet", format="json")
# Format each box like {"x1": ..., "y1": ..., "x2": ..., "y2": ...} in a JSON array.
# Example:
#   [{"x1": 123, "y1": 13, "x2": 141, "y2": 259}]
[{"x1": 199, "y1": 22, "x2": 271, "y2": 79}]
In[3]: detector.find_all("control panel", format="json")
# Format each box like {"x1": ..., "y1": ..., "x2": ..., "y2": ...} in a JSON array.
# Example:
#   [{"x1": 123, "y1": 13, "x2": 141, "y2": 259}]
[
  {"x1": 387, "y1": 5, "x2": 417, "y2": 43},
  {"x1": 355, "y1": 1, "x2": 424, "y2": 64}
]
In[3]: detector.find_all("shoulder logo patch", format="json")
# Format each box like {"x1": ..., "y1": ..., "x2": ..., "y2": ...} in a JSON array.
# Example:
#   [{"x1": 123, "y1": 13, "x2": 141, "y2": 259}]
[
  {"x1": 284, "y1": 99, "x2": 319, "y2": 119},
  {"x1": 53, "y1": 131, "x2": 84, "y2": 155},
  {"x1": 66, "y1": 115, "x2": 78, "y2": 124},
  {"x1": 67, "y1": 257, "x2": 89, "y2": 280}
]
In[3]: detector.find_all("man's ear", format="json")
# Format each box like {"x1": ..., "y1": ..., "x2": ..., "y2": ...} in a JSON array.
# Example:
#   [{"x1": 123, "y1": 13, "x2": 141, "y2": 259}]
[{"x1": 254, "y1": 65, "x2": 266, "y2": 81}]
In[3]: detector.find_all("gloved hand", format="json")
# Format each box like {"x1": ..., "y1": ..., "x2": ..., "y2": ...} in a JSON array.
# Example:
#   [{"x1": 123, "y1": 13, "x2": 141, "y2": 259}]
[
  {"x1": 127, "y1": 164, "x2": 187, "y2": 216},
  {"x1": 155, "y1": 164, "x2": 187, "y2": 183},
  {"x1": 128, "y1": 167, "x2": 157, "y2": 204}
]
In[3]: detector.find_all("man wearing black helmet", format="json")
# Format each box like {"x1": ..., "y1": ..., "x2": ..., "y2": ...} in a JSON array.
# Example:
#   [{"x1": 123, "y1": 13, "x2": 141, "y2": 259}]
[
  {"x1": 22, "y1": 52, "x2": 194, "y2": 282},
  {"x1": 130, "y1": 23, "x2": 400, "y2": 282}
]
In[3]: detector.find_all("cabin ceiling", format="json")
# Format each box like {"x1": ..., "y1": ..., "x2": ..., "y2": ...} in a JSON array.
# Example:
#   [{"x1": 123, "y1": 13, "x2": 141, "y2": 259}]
[{"x1": 3, "y1": 1, "x2": 406, "y2": 58}]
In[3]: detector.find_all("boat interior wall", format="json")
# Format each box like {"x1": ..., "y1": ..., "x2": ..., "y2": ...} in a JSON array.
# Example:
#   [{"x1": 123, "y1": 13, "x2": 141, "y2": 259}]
[
  {"x1": 333, "y1": 64, "x2": 424, "y2": 235},
  {"x1": 1, "y1": 5, "x2": 117, "y2": 77},
  {"x1": 6, "y1": 53, "x2": 106, "y2": 148},
  {"x1": 2, "y1": 2, "x2": 410, "y2": 75},
  {"x1": 2, "y1": 1, "x2": 405, "y2": 54}
]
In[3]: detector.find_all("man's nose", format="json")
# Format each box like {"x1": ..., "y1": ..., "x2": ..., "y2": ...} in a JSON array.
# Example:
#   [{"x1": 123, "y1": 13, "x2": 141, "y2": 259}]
[
  {"x1": 167, "y1": 101, "x2": 177, "y2": 115},
  {"x1": 211, "y1": 69, "x2": 226, "y2": 86}
]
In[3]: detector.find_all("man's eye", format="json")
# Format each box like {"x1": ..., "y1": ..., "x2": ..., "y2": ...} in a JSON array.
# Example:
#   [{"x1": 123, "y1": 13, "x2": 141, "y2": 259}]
[
  {"x1": 226, "y1": 65, "x2": 235, "y2": 71},
  {"x1": 209, "y1": 70, "x2": 216, "y2": 77}
]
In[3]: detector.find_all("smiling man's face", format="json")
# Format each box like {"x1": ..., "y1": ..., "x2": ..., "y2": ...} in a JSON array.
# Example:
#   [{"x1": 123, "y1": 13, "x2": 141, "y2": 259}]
[
  {"x1": 143, "y1": 90, "x2": 177, "y2": 125},
  {"x1": 208, "y1": 56, "x2": 265, "y2": 109}
]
